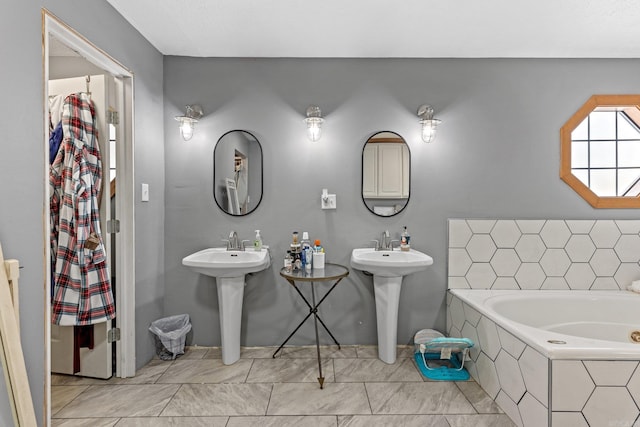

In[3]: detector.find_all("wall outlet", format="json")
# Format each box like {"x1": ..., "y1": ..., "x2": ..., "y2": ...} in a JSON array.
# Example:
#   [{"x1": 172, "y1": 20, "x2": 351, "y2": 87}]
[{"x1": 321, "y1": 194, "x2": 336, "y2": 209}]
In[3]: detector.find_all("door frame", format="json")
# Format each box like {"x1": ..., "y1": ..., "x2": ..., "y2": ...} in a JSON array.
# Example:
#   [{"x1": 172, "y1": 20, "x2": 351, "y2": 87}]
[{"x1": 42, "y1": 8, "x2": 136, "y2": 422}]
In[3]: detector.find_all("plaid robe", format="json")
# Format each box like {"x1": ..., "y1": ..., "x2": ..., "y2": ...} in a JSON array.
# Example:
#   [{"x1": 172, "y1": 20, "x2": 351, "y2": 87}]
[{"x1": 50, "y1": 93, "x2": 115, "y2": 326}]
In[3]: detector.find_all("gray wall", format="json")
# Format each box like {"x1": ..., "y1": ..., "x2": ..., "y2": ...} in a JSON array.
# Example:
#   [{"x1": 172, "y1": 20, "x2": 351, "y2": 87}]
[
  {"x1": 163, "y1": 57, "x2": 640, "y2": 351},
  {"x1": 0, "y1": 1, "x2": 164, "y2": 423}
]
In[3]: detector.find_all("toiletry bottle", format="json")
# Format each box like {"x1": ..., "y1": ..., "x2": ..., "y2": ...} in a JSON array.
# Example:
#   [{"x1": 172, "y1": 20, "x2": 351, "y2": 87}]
[
  {"x1": 301, "y1": 232, "x2": 312, "y2": 270},
  {"x1": 401, "y1": 226, "x2": 411, "y2": 251},
  {"x1": 313, "y1": 239, "x2": 325, "y2": 269},
  {"x1": 291, "y1": 231, "x2": 301, "y2": 270},
  {"x1": 305, "y1": 246, "x2": 313, "y2": 271},
  {"x1": 284, "y1": 251, "x2": 292, "y2": 273},
  {"x1": 254, "y1": 230, "x2": 263, "y2": 251}
]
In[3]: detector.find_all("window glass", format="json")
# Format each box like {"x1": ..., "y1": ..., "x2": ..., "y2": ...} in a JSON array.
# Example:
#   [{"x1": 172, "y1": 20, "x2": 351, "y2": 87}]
[
  {"x1": 590, "y1": 169, "x2": 616, "y2": 197},
  {"x1": 619, "y1": 169, "x2": 640, "y2": 196},
  {"x1": 571, "y1": 141, "x2": 589, "y2": 168},
  {"x1": 589, "y1": 111, "x2": 616, "y2": 140},
  {"x1": 590, "y1": 141, "x2": 616, "y2": 168},
  {"x1": 572, "y1": 118, "x2": 588, "y2": 140},
  {"x1": 618, "y1": 113, "x2": 640, "y2": 140},
  {"x1": 619, "y1": 141, "x2": 640, "y2": 168}
]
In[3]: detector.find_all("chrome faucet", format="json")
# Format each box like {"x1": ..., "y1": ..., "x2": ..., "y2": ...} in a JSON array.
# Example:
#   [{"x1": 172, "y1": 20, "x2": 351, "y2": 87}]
[
  {"x1": 371, "y1": 230, "x2": 399, "y2": 251},
  {"x1": 223, "y1": 230, "x2": 241, "y2": 251},
  {"x1": 371, "y1": 230, "x2": 396, "y2": 251},
  {"x1": 381, "y1": 230, "x2": 390, "y2": 250}
]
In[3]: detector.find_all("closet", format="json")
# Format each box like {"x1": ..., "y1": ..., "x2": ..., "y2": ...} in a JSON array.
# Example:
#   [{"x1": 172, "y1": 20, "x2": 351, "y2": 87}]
[{"x1": 48, "y1": 72, "x2": 117, "y2": 379}]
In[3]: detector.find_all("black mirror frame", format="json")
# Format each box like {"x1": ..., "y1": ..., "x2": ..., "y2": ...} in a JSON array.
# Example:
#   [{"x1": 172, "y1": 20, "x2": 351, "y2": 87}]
[
  {"x1": 213, "y1": 129, "x2": 264, "y2": 216},
  {"x1": 361, "y1": 130, "x2": 411, "y2": 217}
]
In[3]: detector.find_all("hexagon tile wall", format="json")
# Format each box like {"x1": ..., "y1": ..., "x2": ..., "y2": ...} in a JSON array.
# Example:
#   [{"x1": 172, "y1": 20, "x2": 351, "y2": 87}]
[
  {"x1": 447, "y1": 218, "x2": 640, "y2": 426},
  {"x1": 448, "y1": 219, "x2": 640, "y2": 291}
]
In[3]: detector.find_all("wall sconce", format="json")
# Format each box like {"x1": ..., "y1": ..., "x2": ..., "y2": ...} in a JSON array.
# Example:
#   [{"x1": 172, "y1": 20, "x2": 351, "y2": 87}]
[
  {"x1": 304, "y1": 105, "x2": 324, "y2": 142},
  {"x1": 417, "y1": 104, "x2": 442, "y2": 143},
  {"x1": 175, "y1": 104, "x2": 203, "y2": 141}
]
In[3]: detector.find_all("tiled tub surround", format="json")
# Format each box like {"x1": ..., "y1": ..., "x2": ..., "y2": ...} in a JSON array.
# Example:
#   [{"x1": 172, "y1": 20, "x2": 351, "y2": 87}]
[
  {"x1": 447, "y1": 219, "x2": 640, "y2": 427},
  {"x1": 448, "y1": 219, "x2": 640, "y2": 291},
  {"x1": 448, "y1": 289, "x2": 640, "y2": 426}
]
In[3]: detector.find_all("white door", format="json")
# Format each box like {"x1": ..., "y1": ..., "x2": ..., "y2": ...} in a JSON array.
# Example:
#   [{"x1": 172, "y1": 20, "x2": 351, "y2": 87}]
[{"x1": 48, "y1": 74, "x2": 116, "y2": 379}]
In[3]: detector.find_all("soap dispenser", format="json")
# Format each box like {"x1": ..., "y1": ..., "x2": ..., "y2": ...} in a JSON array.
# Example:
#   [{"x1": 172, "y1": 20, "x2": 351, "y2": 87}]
[{"x1": 254, "y1": 230, "x2": 263, "y2": 251}]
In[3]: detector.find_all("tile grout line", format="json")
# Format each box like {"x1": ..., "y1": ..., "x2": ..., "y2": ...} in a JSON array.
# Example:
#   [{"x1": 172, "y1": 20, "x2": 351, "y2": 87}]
[
  {"x1": 362, "y1": 381, "x2": 374, "y2": 416},
  {"x1": 155, "y1": 382, "x2": 185, "y2": 418}
]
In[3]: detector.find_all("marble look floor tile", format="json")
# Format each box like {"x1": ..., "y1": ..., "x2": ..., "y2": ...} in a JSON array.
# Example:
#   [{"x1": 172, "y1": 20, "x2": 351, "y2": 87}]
[
  {"x1": 54, "y1": 384, "x2": 179, "y2": 418},
  {"x1": 51, "y1": 374, "x2": 106, "y2": 386},
  {"x1": 161, "y1": 383, "x2": 272, "y2": 416},
  {"x1": 247, "y1": 358, "x2": 334, "y2": 383},
  {"x1": 356, "y1": 345, "x2": 414, "y2": 359},
  {"x1": 456, "y1": 380, "x2": 503, "y2": 413},
  {"x1": 337, "y1": 414, "x2": 450, "y2": 426},
  {"x1": 203, "y1": 347, "x2": 222, "y2": 359},
  {"x1": 51, "y1": 418, "x2": 120, "y2": 426},
  {"x1": 267, "y1": 382, "x2": 371, "y2": 415},
  {"x1": 156, "y1": 358, "x2": 252, "y2": 383},
  {"x1": 241, "y1": 346, "x2": 281, "y2": 358},
  {"x1": 366, "y1": 382, "x2": 476, "y2": 415},
  {"x1": 109, "y1": 359, "x2": 172, "y2": 384},
  {"x1": 334, "y1": 358, "x2": 422, "y2": 382},
  {"x1": 281, "y1": 345, "x2": 358, "y2": 358},
  {"x1": 181, "y1": 346, "x2": 211, "y2": 359},
  {"x1": 51, "y1": 385, "x2": 89, "y2": 415},
  {"x1": 445, "y1": 414, "x2": 518, "y2": 427},
  {"x1": 115, "y1": 416, "x2": 229, "y2": 426},
  {"x1": 204, "y1": 346, "x2": 279, "y2": 359},
  {"x1": 227, "y1": 415, "x2": 338, "y2": 426}
]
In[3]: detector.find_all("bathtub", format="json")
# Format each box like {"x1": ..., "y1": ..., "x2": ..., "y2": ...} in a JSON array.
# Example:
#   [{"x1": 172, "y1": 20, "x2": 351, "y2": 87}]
[
  {"x1": 447, "y1": 289, "x2": 640, "y2": 427},
  {"x1": 450, "y1": 289, "x2": 640, "y2": 360}
]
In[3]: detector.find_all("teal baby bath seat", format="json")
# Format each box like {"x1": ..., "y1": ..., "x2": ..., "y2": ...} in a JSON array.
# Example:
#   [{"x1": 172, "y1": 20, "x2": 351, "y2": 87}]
[{"x1": 413, "y1": 329, "x2": 474, "y2": 381}]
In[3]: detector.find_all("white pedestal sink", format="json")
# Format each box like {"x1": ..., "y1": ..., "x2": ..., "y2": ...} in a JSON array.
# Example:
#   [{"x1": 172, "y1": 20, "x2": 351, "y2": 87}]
[
  {"x1": 350, "y1": 248, "x2": 433, "y2": 364},
  {"x1": 182, "y1": 247, "x2": 271, "y2": 365}
]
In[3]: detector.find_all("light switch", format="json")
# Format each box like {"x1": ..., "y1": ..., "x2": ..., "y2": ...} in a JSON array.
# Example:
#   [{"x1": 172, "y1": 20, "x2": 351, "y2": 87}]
[{"x1": 141, "y1": 183, "x2": 149, "y2": 202}]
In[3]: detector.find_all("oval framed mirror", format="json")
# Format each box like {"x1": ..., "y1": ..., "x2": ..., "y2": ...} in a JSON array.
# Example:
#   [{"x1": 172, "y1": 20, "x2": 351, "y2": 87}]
[
  {"x1": 361, "y1": 131, "x2": 410, "y2": 217},
  {"x1": 213, "y1": 130, "x2": 263, "y2": 216},
  {"x1": 561, "y1": 95, "x2": 640, "y2": 208}
]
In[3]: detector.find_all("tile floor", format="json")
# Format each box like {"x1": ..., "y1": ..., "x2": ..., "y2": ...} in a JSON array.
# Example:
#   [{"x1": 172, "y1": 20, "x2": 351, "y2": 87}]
[{"x1": 51, "y1": 345, "x2": 516, "y2": 426}]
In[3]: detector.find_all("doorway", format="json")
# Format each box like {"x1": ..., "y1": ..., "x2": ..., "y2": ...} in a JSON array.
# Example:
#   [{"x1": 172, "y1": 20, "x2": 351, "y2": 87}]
[{"x1": 43, "y1": 9, "x2": 136, "y2": 424}]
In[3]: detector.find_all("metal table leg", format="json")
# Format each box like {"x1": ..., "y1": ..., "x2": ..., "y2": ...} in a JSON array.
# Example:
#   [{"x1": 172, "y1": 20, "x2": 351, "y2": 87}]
[{"x1": 272, "y1": 277, "x2": 346, "y2": 388}]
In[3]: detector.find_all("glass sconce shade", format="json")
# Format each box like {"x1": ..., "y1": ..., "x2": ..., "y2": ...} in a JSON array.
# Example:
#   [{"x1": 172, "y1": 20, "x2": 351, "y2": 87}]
[
  {"x1": 175, "y1": 104, "x2": 203, "y2": 141},
  {"x1": 417, "y1": 104, "x2": 442, "y2": 143},
  {"x1": 304, "y1": 105, "x2": 324, "y2": 142},
  {"x1": 420, "y1": 118, "x2": 441, "y2": 143},
  {"x1": 177, "y1": 117, "x2": 196, "y2": 141}
]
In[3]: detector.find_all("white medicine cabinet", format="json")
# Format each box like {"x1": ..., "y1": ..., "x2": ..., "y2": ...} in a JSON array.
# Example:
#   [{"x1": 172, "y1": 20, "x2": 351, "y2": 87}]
[
  {"x1": 361, "y1": 131, "x2": 410, "y2": 217},
  {"x1": 363, "y1": 140, "x2": 409, "y2": 198}
]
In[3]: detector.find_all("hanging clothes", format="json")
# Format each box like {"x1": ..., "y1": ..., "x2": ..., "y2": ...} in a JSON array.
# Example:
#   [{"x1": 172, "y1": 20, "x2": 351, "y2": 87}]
[
  {"x1": 49, "y1": 122, "x2": 63, "y2": 165},
  {"x1": 50, "y1": 92, "x2": 115, "y2": 326},
  {"x1": 49, "y1": 94, "x2": 64, "y2": 131},
  {"x1": 234, "y1": 163, "x2": 248, "y2": 211}
]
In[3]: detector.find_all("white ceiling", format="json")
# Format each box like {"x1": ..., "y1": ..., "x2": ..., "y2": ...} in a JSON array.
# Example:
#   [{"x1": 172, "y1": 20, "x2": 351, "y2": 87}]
[{"x1": 106, "y1": 0, "x2": 640, "y2": 58}]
